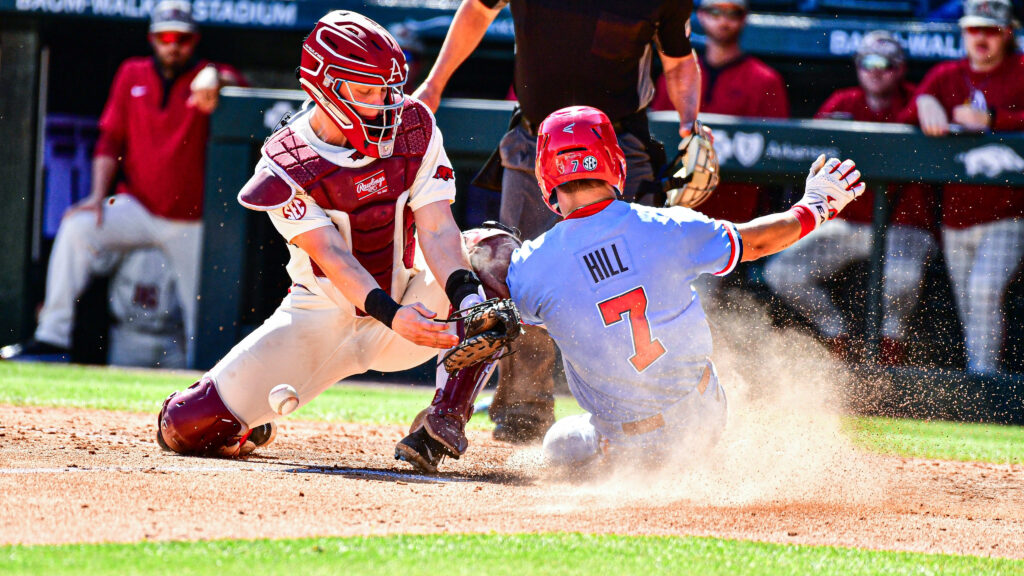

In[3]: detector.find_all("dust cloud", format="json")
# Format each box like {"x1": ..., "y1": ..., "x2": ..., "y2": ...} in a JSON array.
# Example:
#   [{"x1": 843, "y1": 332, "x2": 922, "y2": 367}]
[{"x1": 511, "y1": 291, "x2": 888, "y2": 511}]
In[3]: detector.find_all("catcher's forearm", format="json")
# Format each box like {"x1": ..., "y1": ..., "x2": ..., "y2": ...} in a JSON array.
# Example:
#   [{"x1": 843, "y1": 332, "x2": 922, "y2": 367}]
[
  {"x1": 416, "y1": 207, "x2": 478, "y2": 305},
  {"x1": 736, "y1": 212, "x2": 802, "y2": 262},
  {"x1": 291, "y1": 226, "x2": 392, "y2": 319}
]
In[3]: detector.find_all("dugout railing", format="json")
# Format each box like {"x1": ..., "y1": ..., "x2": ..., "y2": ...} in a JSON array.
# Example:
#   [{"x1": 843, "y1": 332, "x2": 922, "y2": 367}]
[{"x1": 200, "y1": 88, "x2": 1024, "y2": 423}]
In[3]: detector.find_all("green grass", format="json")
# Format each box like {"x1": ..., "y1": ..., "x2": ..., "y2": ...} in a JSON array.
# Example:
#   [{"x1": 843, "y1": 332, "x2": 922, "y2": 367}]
[
  {"x1": 0, "y1": 362, "x2": 583, "y2": 430},
  {"x1": 2, "y1": 362, "x2": 1022, "y2": 462},
  {"x1": 844, "y1": 416, "x2": 1024, "y2": 465},
  {"x1": 2, "y1": 533, "x2": 1020, "y2": 576}
]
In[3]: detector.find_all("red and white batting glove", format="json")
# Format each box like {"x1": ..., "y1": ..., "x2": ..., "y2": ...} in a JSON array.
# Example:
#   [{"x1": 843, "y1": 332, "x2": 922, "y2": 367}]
[{"x1": 789, "y1": 155, "x2": 866, "y2": 239}]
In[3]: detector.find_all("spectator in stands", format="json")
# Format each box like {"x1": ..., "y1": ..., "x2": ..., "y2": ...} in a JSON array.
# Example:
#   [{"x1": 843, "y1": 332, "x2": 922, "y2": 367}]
[
  {"x1": 899, "y1": 0, "x2": 1024, "y2": 374},
  {"x1": 764, "y1": 31, "x2": 937, "y2": 365},
  {"x1": 0, "y1": 0, "x2": 244, "y2": 364},
  {"x1": 653, "y1": 0, "x2": 789, "y2": 225}
]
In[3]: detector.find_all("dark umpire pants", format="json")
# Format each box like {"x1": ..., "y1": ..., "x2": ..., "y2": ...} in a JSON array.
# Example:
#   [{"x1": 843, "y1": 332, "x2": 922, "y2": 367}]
[{"x1": 490, "y1": 122, "x2": 658, "y2": 431}]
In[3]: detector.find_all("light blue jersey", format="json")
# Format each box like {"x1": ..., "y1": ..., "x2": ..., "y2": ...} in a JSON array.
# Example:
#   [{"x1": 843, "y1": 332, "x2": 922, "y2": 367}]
[{"x1": 507, "y1": 200, "x2": 742, "y2": 423}]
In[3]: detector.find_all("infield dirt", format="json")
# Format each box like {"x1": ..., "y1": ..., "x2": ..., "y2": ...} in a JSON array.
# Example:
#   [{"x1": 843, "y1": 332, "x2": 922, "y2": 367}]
[{"x1": 2, "y1": 403, "x2": 1023, "y2": 558}]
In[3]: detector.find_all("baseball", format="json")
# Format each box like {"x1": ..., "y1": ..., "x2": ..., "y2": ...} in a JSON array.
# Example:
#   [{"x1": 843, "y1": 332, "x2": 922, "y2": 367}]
[
  {"x1": 268, "y1": 384, "x2": 299, "y2": 416},
  {"x1": 190, "y1": 65, "x2": 220, "y2": 91}
]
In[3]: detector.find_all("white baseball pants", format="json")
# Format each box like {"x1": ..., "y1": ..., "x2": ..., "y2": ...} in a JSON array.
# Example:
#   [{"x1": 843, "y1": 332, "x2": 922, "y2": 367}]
[
  {"x1": 35, "y1": 194, "x2": 201, "y2": 361},
  {"x1": 942, "y1": 218, "x2": 1024, "y2": 374},
  {"x1": 763, "y1": 220, "x2": 936, "y2": 339},
  {"x1": 210, "y1": 266, "x2": 450, "y2": 430}
]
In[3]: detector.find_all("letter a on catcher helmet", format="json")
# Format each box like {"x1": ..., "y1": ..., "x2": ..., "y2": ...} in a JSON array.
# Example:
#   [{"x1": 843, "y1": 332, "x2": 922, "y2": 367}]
[
  {"x1": 298, "y1": 11, "x2": 408, "y2": 158},
  {"x1": 535, "y1": 106, "x2": 626, "y2": 215}
]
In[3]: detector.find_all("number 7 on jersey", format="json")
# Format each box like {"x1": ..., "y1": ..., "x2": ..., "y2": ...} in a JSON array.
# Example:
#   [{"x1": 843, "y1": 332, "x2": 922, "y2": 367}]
[{"x1": 597, "y1": 286, "x2": 666, "y2": 372}]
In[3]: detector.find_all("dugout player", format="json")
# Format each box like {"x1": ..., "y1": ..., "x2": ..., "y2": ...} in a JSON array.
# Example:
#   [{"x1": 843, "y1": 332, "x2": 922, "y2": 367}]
[
  {"x1": 507, "y1": 106, "x2": 865, "y2": 469},
  {"x1": 412, "y1": 0, "x2": 704, "y2": 444},
  {"x1": 764, "y1": 32, "x2": 937, "y2": 365},
  {"x1": 652, "y1": 0, "x2": 789, "y2": 224},
  {"x1": 899, "y1": 0, "x2": 1024, "y2": 374},
  {"x1": 0, "y1": 0, "x2": 243, "y2": 364},
  {"x1": 155, "y1": 12, "x2": 500, "y2": 459}
]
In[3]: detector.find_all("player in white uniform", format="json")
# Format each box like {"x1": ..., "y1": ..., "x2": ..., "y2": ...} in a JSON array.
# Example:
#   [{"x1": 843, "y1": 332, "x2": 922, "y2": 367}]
[
  {"x1": 156, "y1": 12, "x2": 495, "y2": 458},
  {"x1": 507, "y1": 106, "x2": 866, "y2": 469}
]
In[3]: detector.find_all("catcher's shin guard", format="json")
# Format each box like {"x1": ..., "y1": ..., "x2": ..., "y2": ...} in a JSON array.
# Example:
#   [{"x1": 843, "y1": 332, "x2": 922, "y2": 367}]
[
  {"x1": 395, "y1": 360, "x2": 496, "y2": 472},
  {"x1": 157, "y1": 376, "x2": 257, "y2": 458},
  {"x1": 426, "y1": 359, "x2": 496, "y2": 453}
]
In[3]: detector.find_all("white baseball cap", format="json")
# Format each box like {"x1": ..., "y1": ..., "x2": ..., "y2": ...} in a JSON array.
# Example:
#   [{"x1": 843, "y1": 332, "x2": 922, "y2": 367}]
[
  {"x1": 150, "y1": 0, "x2": 197, "y2": 34},
  {"x1": 699, "y1": 0, "x2": 749, "y2": 12},
  {"x1": 959, "y1": 0, "x2": 1020, "y2": 29}
]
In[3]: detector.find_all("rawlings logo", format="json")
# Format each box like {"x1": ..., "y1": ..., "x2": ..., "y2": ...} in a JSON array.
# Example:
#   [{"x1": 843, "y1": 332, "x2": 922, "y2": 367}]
[
  {"x1": 282, "y1": 198, "x2": 307, "y2": 221},
  {"x1": 355, "y1": 170, "x2": 389, "y2": 200},
  {"x1": 433, "y1": 166, "x2": 455, "y2": 181},
  {"x1": 957, "y1": 145, "x2": 1024, "y2": 178}
]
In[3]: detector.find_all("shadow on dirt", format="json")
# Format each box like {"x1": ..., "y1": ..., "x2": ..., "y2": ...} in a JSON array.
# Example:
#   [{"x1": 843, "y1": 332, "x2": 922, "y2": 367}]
[{"x1": 265, "y1": 462, "x2": 532, "y2": 486}]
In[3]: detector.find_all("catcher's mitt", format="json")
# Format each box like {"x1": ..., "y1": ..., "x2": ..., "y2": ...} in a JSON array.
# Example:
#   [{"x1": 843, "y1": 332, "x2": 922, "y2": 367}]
[
  {"x1": 662, "y1": 120, "x2": 720, "y2": 208},
  {"x1": 440, "y1": 298, "x2": 523, "y2": 373}
]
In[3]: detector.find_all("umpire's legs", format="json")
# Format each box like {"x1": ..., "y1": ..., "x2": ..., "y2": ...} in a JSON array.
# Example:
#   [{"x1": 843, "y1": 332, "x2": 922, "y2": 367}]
[{"x1": 491, "y1": 125, "x2": 560, "y2": 439}]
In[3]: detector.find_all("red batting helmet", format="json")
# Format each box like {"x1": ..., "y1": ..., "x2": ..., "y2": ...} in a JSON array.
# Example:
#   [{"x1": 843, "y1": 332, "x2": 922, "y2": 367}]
[
  {"x1": 535, "y1": 106, "x2": 626, "y2": 215},
  {"x1": 298, "y1": 11, "x2": 408, "y2": 158}
]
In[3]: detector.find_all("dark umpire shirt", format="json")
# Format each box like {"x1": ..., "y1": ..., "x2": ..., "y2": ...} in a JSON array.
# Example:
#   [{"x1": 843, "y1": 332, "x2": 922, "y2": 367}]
[{"x1": 480, "y1": 0, "x2": 693, "y2": 125}]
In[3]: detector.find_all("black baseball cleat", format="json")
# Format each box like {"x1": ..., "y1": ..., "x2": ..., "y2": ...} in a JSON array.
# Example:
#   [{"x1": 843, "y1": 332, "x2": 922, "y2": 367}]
[
  {"x1": 247, "y1": 422, "x2": 278, "y2": 449},
  {"x1": 0, "y1": 339, "x2": 70, "y2": 363},
  {"x1": 395, "y1": 426, "x2": 455, "y2": 474}
]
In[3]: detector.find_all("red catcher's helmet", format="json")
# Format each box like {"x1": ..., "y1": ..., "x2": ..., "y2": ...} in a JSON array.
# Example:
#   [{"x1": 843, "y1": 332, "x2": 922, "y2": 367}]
[
  {"x1": 535, "y1": 106, "x2": 626, "y2": 214},
  {"x1": 299, "y1": 11, "x2": 408, "y2": 158}
]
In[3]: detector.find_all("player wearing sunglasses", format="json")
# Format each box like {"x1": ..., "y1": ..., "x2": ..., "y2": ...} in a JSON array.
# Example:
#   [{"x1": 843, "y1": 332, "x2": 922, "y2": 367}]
[{"x1": 0, "y1": 0, "x2": 245, "y2": 365}]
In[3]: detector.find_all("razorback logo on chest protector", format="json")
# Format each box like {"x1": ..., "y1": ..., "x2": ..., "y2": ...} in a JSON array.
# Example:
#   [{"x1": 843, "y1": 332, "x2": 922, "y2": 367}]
[{"x1": 262, "y1": 101, "x2": 433, "y2": 304}]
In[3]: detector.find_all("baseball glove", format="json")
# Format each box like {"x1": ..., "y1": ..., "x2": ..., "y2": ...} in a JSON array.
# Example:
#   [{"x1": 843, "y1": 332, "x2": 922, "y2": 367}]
[
  {"x1": 440, "y1": 298, "x2": 523, "y2": 374},
  {"x1": 663, "y1": 120, "x2": 720, "y2": 208}
]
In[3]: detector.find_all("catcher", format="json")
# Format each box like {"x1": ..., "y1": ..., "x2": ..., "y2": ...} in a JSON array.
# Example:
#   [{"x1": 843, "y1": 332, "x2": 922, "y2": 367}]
[
  {"x1": 156, "y1": 11, "x2": 511, "y2": 458},
  {"x1": 405, "y1": 105, "x2": 865, "y2": 472}
]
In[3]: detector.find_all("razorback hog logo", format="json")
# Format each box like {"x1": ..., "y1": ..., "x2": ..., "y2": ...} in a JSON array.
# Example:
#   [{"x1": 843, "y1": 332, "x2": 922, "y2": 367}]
[
  {"x1": 355, "y1": 170, "x2": 389, "y2": 200},
  {"x1": 433, "y1": 165, "x2": 455, "y2": 181},
  {"x1": 957, "y1": 145, "x2": 1024, "y2": 178},
  {"x1": 282, "y1": 197, "x2": 307, "y2": 220}
]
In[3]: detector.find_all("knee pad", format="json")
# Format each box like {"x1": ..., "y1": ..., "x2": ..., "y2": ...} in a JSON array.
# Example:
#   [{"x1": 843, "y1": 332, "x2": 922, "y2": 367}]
[
  {"x1": 157, "y1": 376, "x2": 247, "y2": 457},
  {"x1": 463, "y1": 221, "x2": 522, "y2": 300},
  {"x1": 542, "y1": 414, "x2": 601, "y2": 467}
]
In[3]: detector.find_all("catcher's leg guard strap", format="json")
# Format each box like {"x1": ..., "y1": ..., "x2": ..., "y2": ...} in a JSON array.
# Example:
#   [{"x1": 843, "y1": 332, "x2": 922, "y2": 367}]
[
  {"x1": 158, "y1": 376, "x2": 246, "y2": 456},
  {"x1": 424, "y1": 360, "x2": 496, "y2": 455}
]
